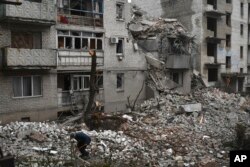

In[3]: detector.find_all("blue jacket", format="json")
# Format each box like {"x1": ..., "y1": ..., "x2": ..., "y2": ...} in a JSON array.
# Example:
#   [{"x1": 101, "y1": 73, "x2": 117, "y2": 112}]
[{"x1": 74, "y1": 132, "x2": 91, "y2": 144}]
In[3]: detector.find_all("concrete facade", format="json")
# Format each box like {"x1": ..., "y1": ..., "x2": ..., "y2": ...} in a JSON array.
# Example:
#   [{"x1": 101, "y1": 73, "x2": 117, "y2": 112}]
[
  {"x1": 0, "y1": 0, "x2": 147, "y2": 123},
  {"x1": 133, "y1": 0, "x2": 249, "y2": 93}
]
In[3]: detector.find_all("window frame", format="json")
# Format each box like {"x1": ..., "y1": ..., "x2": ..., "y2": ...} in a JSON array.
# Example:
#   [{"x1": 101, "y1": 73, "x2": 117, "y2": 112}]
[
  {"x1": 116, "y1": 38, "x2": 124, "y2": 56},
  {"x1": 241, "y1": 2, "x2": 244, "y2": 16},
  {"x1": 12, "y1": 75, "x2": 42, "y2": 98},
  {"x1": 240, "y1": 46, "x2": 243, "y2": 59},
  {"x1": 72, "y1": 75, "x2": 90, "y2": 91},
  {"x1": 116, "y1": 73, "x2": 124, "y2": 91},
  {"x1": 57, "y1": 30, "x2": 103, "y2": 50},
  {"x1": 240, "y1": 24, "x2": 244, "y2": 36},
  {"x1": 116, "y1": 3, "x2": 125, "y2": 20}
]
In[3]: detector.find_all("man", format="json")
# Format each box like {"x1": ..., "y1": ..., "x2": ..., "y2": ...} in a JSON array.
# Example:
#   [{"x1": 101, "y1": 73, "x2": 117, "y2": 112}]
[{"x1": 70, "y1": 132, "x2": 91, "y2": 158}]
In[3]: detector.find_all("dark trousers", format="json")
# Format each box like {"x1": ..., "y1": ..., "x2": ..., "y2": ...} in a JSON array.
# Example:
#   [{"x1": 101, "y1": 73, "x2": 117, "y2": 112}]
[{"x1": 77, "y1": 142, "x2": 89, "y2": 156}]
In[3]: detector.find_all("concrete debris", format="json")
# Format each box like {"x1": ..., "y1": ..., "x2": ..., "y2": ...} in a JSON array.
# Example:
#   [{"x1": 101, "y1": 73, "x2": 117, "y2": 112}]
[
  {"x1": 145, "y1": 54, "x2": 165, "y2": 69},
  {"x1": 180, "y1": 103, "x2": 202, "y2": 113},
  {"x1": 0, "y1": 88, "x2": 250, "y2": 166},
  {"x1": 29, "y1": 132, "x2": 47, "y2": 143}
]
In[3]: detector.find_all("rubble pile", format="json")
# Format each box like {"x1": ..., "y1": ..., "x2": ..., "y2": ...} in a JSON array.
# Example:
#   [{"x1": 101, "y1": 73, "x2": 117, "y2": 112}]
[{"x1": 0, "y1": 88, "x2": 250, "y2": 166}]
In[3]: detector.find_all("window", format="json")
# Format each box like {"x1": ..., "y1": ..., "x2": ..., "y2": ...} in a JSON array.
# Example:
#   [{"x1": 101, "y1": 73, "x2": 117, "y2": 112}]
[
  {"x1": 226, "y1": 34, "x2": 231, "y2": 47},
  {"x1": 240, "y1": 24, "x2": 244, "y2": 35},
  {"x1": 226, "y1": 56, "x2": 231, "y2": 68},
  {"x1": 207, "y1": 43, "x2": 217, "y2": 57},
  {"x1": 97, "y1": 75, "x2": 103, "y2": 88},
  {"x1": 207, "y1": 17, "x2": 217, "y2": 36},
  {"x1": 11, "y1": 32, "x2": 42, "y2": 49},
  {"x1": 241, "y1": 3, "x2": 244, "y2": 16},
  {"x1": 72, "y1": 75, "x2": 90, "y2": 91},
  {"x1": 116, "y1": 73, "x2": 124, "y2": 90},
  {"x1": 226, "y1": 13, "x2": 231, "y2": 26},
  {"x1": 226, "y1": 0, "x2": 231, "y2": 3},
  {"x1": 170, "y1": 72, "x2": 183, "y2": 85},
  {"x1": 240, "y1": 68, "x2": 244, "y2": 73},
  {"x1": 116, "y1": 39, "x2": 124, "y2": 55},
  {"x1": 116, "y1": 3, "x2": 124, "y2": 20},
  {"x1": 208, "y1": 68, "x2": 218, "y2": 82},
  {"x1": 240, "y1": 46, "x2": 243, "y2": 58},
  {"x1": 57, "y1": 30, "x2": 103, "y2": 50},
  {"x1": 13, "y1": 76, "x2": 42, "y2": 97},
  {"x1": 207, "y1": 0, "x2": 217, "y2": 9}
]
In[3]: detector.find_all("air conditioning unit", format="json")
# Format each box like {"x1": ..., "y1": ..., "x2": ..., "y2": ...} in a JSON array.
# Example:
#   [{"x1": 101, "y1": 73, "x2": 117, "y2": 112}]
[
  {"x1": 117, "y1": 55, "x2": 123, "y2": 61},
  {"x1": 110, "y1": 37, "x2": 119, "y2": 44}
]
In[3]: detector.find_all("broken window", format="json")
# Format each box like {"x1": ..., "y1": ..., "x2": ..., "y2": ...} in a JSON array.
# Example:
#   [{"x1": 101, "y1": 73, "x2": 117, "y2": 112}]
[
  {"x1": 90, "y1": 38, "x2": 96, "y2": 50},
  {"x1": 82, "y1": 38, "x2": 88, "y2": 50},
  {"x1": 57, "y1": 30, "x2": 103, "y2": 50},
  {"x1": 226, "y1": 34, "x2": 231, "y2": 47},
  {"x1": 74, "y1": 38, "x2": 81, "y2": 49},
  {"x1": 84, "y1": 76, "x2": 90, "y2": 89},
  {"x1": 240, "y1": 46, "x2": 243, "y2": 59},
  {"x1": 11, "y1": 32, "x2": 42, "y2": 49},
  {"x1": 58, "y1": 37, "x2": 65, "y2": 48},
  {"x1": 207, "y1": 43, "x2": 217, "y2": 57},
  {"x1": 13, "y1": 76, "x2": 42, "y2": 97},
  {"x1": 72, "y1": 75, "x2": 90, "y2": 91},
  {"x1": 226, "y1": 56, "x2": 231, "y2": 68},
  {"x1": 208, "y1": 68, "x2": 218, "y2": 82},
  {"x1": 207, "y1": 0, "x2": 217, "y2": 9},
  {"x1": 97, "y1": 75, "x2": 103, "y2": 88},
  {"x1": 207, "y1": 17, "x2": 217, "y2": 36},
  {"x1": 97, "y1": 39, "x2": 102, "y2": 50},
  {"x1": 241, "y1": 24, "x2": 244, "y2": 35},
  {"x1": 117, "y1": 73, "x2": 124, "y2": 90},
  {"x1": 116, "y1": 3, "x2": 124, "y2": 20},
  {"x1": 241, "y1": 3, "x2": 244, "y2": 16},
  {"x1": 57, "y1": 74, "x2": 70, "y2": 91},
  {"x1": 226, "y1": 13, "x2": 231, "y2": 27},
  {"x1": 116, "y1": 39, "x2": 124, "y2": 55},
  {"x1": 170, "y1": 72, "x2": 183, "y2": 85}
]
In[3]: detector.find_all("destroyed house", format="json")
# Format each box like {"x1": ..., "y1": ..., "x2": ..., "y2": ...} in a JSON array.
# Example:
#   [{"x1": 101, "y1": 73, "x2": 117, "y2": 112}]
[
  {"x1": 0, "y1": 0, "x2": 147, "y2": 123},
  {"x1": 129, "y1": 13, "x2": 193, "y2": 94}
]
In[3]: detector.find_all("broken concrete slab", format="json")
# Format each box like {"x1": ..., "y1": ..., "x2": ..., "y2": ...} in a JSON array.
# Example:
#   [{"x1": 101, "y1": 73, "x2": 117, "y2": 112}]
[
  {"x1": 145, "y1": 54, "x2": 165, "y2": 69},
  {"x1": 180, "y1": 103, "x2": 202, "y2": 113}
]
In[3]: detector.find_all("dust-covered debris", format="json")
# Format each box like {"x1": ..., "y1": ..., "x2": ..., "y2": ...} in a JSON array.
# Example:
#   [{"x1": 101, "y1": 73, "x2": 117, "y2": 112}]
[{"x1": 0, "y1": 88, "x2": 249, "y2": 166}]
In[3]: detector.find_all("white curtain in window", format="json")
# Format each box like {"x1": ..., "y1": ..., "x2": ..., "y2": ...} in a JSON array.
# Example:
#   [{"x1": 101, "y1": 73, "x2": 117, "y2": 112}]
[
  {"x1": 23, "y1": 77, "x2": 32, "y2": 96},
  {"x1": 13, "y1": 77, "x2": 22, "y2": 97}
]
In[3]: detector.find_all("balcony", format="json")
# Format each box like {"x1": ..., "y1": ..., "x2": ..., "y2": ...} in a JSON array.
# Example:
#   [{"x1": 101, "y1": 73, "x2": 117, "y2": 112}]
[
  {"x1": 57, "y1": 50, "x2": 104, "y2": 70},
  {"x1": 57, "y1": 13, "x2": 103, "y2": 27},
  {"x1": 206, "y1": 30, "x2": 225, "y2": 44},
  {"x1": 166, "y1": 55, "x2": 191, "y2": 69},
  {"x1": 2, "y1": 48, "x2": 57, "y2": 69},
  {"x1": 205, "y1": 4, "x2": 225, "y2": 18},
  {"x1": 0, "y1": 0, "x2": 56, "y2": 26}
]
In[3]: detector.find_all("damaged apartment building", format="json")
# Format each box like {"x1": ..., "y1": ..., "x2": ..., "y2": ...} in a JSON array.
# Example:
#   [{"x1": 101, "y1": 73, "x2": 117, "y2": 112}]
[
  {"x1": 134, "y1": 0, "x2": 250, "y2": 93},
  {"x1": 0, "y1": 0, "x2": 147, "y2": 123}
]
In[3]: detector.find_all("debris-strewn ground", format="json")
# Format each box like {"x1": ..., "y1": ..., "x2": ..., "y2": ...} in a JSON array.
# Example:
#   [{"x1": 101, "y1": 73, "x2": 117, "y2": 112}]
[{"x1": 0, "y1": 87, "x2": 250, "y2": 167}]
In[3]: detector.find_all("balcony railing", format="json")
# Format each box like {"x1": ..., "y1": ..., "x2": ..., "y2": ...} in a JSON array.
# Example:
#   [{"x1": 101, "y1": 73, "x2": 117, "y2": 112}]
[
  {"x1": 205, "y1": 4, "x2": 225, "y2": 18},
  {"x1": 2, "y1": 48, "x2": 57, "y2": 69},
  {"x1": 0, "y1": 0, "x2": 56, "y2": 25},
  {"x1": 57, "y1": 50, "x2": 104, "y2": 67},
  {"x1": 166, "y1": 54, "x2": 191, "y2": 69},
  {"x1": 58, "y1": 89, "x2": 104, "y2": 106},
  {"x1": 57, "y1": 13, "x2": 103, "y2": 27}
]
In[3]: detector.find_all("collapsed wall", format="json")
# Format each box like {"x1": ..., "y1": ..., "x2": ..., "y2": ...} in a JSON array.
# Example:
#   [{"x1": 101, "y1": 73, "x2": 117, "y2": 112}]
[{"x1": 128, "y1": 6, "x2": 197, "y2": 95}]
